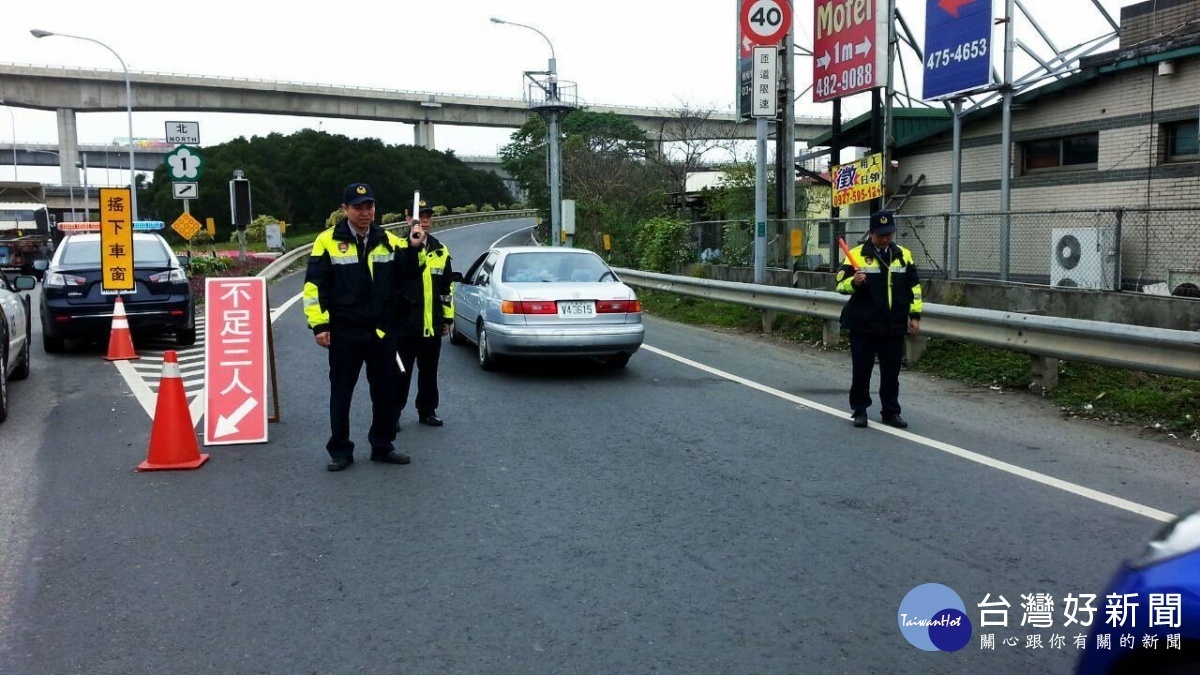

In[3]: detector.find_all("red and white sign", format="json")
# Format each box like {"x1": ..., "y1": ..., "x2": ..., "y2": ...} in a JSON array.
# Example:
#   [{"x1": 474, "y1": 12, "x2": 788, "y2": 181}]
[
  {"x1": 741, "y1": 0, "x2": 792, "y2": 50},
  {"x1": 812, "y1": 0, "x2": 888, "y2": 103},
  {"x1": 204, "y1": 277, "x2": 269, "y2": 446}
]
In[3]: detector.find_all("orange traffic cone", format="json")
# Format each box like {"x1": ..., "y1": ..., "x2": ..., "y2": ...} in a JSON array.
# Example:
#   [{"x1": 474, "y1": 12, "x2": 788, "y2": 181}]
[
  {"x1": 104, "y1": 295, "x2": 139, "y2": 361},
  {"x1": 137, "y1": 350, "x2": 209, "y2": 471}
]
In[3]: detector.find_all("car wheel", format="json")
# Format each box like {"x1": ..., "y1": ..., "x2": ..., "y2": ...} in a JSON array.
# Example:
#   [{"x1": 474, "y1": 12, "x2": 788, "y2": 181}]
[
  {"x1": 0, "y1": 342, "x2": 8, "y2": 424},
  {"x1": 175, "y1": 327, "x2": 197, "y2": 347},
  {"x1": 449, "y1": 322, "x2": 467, "y2": 346},
  {"x1": 477, "y1": 326, "x2": 498, "y2": 371},
  {"x1": 605, "y1": 353, "x2": 631, "y2": 369}
]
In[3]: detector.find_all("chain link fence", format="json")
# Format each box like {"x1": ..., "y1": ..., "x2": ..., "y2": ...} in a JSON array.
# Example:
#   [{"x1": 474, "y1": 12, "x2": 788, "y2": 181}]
[{"x1": 687, "y1": 209, "x2": 1200, "y2": 296}]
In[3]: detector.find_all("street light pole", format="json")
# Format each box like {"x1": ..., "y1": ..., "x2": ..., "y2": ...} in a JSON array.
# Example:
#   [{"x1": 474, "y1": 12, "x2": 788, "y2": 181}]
[
  {"x1": 31, "y1": 29, "x2": 137, "y2": 220},
  {"x1": 28, "y1": 148, "x2": 76, "y2": 219},
  {"x1": 491, "y1": 17, "x2": 565, "y2": 247}
]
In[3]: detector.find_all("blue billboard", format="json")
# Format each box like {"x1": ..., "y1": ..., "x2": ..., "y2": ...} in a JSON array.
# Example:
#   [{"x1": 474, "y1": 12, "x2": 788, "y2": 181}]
[{"x1": 922, "y1": 0, "x2": 993, "y2": 100}]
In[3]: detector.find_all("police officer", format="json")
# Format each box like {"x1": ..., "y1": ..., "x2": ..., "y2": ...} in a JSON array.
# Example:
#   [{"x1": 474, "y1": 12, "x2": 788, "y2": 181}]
[
  {"x1": 394, "y1": 202, "x2": 454, "y2": 430},
  {"x1": 304, "y1": 182, "x2": 425, "y2": 471},
  {"x1": 836, "y1": 210, "x2": 923, "y2": 429}
]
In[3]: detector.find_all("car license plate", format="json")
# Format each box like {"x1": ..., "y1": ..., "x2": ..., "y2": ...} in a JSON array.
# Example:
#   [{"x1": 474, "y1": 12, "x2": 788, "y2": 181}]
[{"x1": 558, "y1": 300, "x2": 595, "y2": 317}]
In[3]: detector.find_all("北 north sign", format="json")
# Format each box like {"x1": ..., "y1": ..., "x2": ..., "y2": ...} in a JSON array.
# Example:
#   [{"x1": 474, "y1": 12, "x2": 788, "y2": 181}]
[{"x1": 812, "y1": 0, "x2": 888, "y2": 103}]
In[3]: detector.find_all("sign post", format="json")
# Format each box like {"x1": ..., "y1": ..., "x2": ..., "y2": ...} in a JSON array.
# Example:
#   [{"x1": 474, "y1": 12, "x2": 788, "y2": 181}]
[
  {"x1": 204, "y1": 277, "x2": 270, "y2": 446},
  {"x1": 737, "y1": 0, "x2": 791, "y2": 284}
]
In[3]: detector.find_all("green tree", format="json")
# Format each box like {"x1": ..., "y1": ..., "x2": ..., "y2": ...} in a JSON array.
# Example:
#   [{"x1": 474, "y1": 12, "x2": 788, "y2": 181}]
[
  {"x1": 500, "y1": 110, "x2": 669, "y2": 262},
  {"x1": 143, "y1": 130, "x2": 512, "y2": 241}
]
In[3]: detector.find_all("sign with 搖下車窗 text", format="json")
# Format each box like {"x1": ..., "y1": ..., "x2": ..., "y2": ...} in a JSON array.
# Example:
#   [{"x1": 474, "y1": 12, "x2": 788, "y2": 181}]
[
  {"x1": 922, "y1": 0, "x2": 993, "y2": 100},
  {"x1": 99, "y1": 188, "x2": 134, "y2": 295},
  {"x1": 812, "y1": 0, "x2": 888, "y2": 103},
  {"x1": 831, "y1": 152, "x2": 884, "y2": 207}
]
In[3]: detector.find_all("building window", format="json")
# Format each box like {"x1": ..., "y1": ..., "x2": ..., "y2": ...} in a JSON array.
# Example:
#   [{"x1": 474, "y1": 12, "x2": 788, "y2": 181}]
[
  {"x1": 1165, "y1": 119, "x2": 1199, "y2": 161},
  {"x1": 1021, "y1": 133, "x2": 1099, "y2": 172}
]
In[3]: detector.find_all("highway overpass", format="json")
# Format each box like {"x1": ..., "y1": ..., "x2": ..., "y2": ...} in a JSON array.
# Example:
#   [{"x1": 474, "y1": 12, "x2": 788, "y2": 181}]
[{"x1": 0, "y1": 63, "x2": 831, "y2": 183}]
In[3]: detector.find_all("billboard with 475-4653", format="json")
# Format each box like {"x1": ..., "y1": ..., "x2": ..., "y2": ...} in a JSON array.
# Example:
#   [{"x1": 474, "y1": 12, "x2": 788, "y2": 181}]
[{"x1": 922, "y1": 0, "x2": 994, "y2": 100}]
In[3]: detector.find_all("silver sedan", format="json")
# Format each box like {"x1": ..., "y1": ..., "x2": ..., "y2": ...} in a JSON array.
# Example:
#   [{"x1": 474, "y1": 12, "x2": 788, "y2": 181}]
[{"x1": 451, "y1": 247, "x2": 645, "y2": 369}]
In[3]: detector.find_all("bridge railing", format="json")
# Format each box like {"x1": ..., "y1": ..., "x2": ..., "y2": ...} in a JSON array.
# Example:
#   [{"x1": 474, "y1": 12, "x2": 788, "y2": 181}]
[{"x1": 257, "y1": 210, "x2": 536, "y2": 281}]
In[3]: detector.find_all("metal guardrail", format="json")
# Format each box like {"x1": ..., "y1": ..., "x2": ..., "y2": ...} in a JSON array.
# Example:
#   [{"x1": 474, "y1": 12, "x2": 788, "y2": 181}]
[
  {"x1": 256, "y1": 210, "x2": 536, "y2": 281},
  {"x1": 614, "y1": 268, "x2": 1200, "y2": 381}
]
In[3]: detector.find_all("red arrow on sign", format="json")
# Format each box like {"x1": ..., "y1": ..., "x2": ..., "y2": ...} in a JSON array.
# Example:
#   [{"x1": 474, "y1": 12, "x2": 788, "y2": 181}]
[{"x1": 938, "y1": 0, "x2": 977, "y2": 17}]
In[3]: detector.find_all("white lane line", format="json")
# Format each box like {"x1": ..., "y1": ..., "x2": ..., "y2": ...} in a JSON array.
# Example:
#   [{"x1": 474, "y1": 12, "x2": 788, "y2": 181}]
[
  {"x1": 271, "y1": 292, "x2": 304, "y2": 322},
  {"x1": 640, "y1": 344, "x2": 1176, "y2": 524},
  {"x1": 113, "y1": 359, "x2": 158, "y2": 419}
]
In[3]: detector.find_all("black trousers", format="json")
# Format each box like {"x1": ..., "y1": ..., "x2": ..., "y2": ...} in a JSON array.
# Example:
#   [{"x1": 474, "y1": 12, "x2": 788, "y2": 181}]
[
  {"x1": 395, "y1": 334, "x2": 442, "y2": 418},
  {"x1": 326, "y1": 333, "x2": 397, "y2": 459},
  {"x1": 849, "y1": 331, "x2": 906, "y2": 418}
]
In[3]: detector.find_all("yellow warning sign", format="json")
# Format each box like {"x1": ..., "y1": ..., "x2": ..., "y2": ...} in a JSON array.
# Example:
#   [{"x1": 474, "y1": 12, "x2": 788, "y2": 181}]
[
  {"x1": 172, "y1": 212, "x2": 203, "y2": 240},
  {"x1": 99, "y1": 188, "x2": 134, "y2": 294}
]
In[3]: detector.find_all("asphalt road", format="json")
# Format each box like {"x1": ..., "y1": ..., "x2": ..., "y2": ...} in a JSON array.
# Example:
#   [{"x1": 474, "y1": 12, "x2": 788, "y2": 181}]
[{"x1": 0, "y1": 217, "x2": 1195, "y2": 674}]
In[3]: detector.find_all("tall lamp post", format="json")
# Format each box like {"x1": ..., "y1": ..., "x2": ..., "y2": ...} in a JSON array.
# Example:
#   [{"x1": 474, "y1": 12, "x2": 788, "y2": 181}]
[
  {"x1": 26, "y1": 148, "x2": 77, "y2": 220},
  {"x1": 490, "y1": 17, "x2": 575, "y2": 247},
  {"x1": 30, "y1": 29, "x2": 137, "y2": 221}
]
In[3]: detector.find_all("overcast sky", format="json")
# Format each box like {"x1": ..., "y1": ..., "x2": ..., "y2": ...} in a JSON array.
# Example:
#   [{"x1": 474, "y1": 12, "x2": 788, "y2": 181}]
[{"x1": 2, "y1": 0, "x2": 1126, "y2": 184}]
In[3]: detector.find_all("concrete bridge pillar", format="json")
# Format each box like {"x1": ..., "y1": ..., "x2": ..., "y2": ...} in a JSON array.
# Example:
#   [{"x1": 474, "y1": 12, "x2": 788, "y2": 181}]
[
  {"x1": 414, "y1": 121, "x2": 435, "y2": 150},
  {"x1": 55, "y1": 108, "x2": 80, "y2": 186}
]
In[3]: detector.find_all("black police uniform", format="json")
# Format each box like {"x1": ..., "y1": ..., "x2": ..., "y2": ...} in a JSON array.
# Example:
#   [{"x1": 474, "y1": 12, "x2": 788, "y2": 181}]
[
  {"x1": 303, "y1": 196, "x2": 421, "y2": 464},
  {"x1": 394, "y1": 230, "x2": 453, "y2": 426},
  {"x1": 836, "y1": 213, "x2": 923, "y2": 425}
]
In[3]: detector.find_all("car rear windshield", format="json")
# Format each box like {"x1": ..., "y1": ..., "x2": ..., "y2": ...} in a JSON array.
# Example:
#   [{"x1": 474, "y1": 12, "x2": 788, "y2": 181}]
[
  {"x1": 59, "y1": 238, "x2": 172, "y2": 267},
  {"x1": 502, "y1": 252, "x2": 612, "y2": 283}
]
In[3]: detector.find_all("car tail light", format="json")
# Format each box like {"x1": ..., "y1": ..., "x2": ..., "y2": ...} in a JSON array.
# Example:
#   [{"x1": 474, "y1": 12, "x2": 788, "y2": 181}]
[
  {"x1": 149, "y1": 269, "x2": 187, "y2": 283},
  {"x1": 501, "y1": 300, "x2": 558, "y2": 314},
  {"x1": 596, "y1": 299, "x2": 641, "y2": 313},
  {"x1": 43, "y1": 273, "x2": 87, "y2": 288}
]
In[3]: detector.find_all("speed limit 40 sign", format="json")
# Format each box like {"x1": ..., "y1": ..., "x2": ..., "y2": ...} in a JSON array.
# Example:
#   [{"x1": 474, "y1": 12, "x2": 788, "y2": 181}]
[{"x1": 741, "y1": 0, "x2": 792, "y2": 48}]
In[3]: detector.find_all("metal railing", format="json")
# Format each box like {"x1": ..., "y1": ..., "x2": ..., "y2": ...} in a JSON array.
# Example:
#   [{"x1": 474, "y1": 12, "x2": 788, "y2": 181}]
[
  {"x1": 614, "y1": 268, "x2": 1200, "y2": 380},
  {"x1": 257, "y1": 210, "x2": 535, "y2": 281}
]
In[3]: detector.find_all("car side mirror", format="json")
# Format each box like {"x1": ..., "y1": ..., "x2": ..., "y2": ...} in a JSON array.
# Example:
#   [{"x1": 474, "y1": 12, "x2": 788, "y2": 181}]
[
  {"x1": 177, "y1": 254, "x2": 191, "y2": 269},
  {"x1": 14, "y1": 275, "x2": 37, "y2": 291},
  {"x1": 33, "y1": 259, "x2": 49, "y2": 271},
  {"x1": 451, "y1": 271, "x2": 464, "y2": 283}
]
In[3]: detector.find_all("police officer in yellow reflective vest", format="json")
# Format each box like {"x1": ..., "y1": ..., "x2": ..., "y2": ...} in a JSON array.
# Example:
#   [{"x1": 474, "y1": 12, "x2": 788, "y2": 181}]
[
  {"x1": 836, "y1": 211, "x2": 923, "y2": 429},
  {"x1": 304, "y1": 183, "x2": 426, "y2": 472},
  {"x1": 393, "y1": 202, "x2": 454, "y2": 429}
]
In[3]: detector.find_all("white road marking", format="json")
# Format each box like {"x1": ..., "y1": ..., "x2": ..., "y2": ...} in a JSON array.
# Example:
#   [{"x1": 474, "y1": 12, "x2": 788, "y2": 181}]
[{"x1": 640, "y1": 344, "x2": 1176, "y2": 524}]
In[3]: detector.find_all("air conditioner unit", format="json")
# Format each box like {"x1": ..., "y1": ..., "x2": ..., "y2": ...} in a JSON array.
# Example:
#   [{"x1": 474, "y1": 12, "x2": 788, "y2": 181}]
[
  {"x1": 1050, "y1": 227, "x2": 1116, "y2": 290},
  {"x1": 1167, "y1": 270, "x2": 1200, "y2": 297}
]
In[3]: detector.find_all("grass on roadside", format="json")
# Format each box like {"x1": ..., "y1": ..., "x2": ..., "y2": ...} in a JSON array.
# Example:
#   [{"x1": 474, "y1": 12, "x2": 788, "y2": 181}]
[{"x1": 638, "y1": 290, "x2": 1198, "y2": 436}]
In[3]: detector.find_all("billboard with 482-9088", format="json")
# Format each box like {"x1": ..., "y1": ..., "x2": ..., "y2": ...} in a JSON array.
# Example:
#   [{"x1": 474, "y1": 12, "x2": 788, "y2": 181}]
[{"x1": 812, "y1": 0, "x2": 888, "y2": 103}]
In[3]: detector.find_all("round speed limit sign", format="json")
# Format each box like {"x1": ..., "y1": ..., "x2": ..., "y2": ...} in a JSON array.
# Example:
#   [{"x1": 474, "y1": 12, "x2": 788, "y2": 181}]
[{"x1": 740, "y1": 0, "x2": 792, "y2": 47}]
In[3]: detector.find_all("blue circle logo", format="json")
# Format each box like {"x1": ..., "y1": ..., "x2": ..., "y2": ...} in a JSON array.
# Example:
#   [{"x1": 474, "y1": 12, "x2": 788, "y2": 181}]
[{"x1": 898, "y1": 583, "x2": 973, "y2": 652}]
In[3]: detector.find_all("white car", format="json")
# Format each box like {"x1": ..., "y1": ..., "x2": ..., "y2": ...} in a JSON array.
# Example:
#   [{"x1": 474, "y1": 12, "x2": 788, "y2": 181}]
[
  {"x1": 451, "y1": 247, "x2": 645, "y2": 369},
  {"x1": 0, "y1": 272, "x2": 37, "y2": 423}
]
